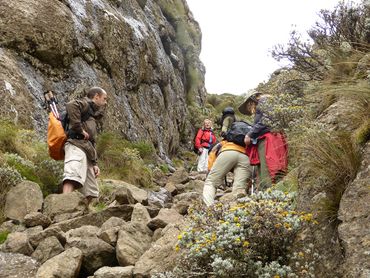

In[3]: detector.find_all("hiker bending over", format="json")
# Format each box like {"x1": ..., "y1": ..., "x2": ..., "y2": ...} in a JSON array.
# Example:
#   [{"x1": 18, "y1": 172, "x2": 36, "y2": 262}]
[
  {"x1": 203, "y1": 121, "x2": 252, "y2": 207},
  {"x1": 238, "y1": 90, "x2": 287, "y2": 191},
  {"x1": 194, "y1": 119, "x2": 216, "y2": 173},
  {"x1": 62, "y1": 87, "x2": 108, "y2": 205}
]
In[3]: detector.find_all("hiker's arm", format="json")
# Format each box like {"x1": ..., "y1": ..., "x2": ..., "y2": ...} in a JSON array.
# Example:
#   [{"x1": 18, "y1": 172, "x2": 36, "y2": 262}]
[
  {"x1": 66, "y1": 100, "x2": 85, "y2": 134},
  {"x1": 247, "y1": 108, "x2": 270, "y2": 139},
  {"x1": 194, "y1": 129, "x2": 203, "y2": 149}
]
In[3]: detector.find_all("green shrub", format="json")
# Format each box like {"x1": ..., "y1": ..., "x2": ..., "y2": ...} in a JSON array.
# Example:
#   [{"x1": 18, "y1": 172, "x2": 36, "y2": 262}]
[
  {"x1": 0, "y1": 166, "x2": 23, "y2": 222},
  {"x1": 4, "y1": 153, "x2": 40, "y2": 184},
  {"x1": 158, "y1": 190, "x2": 318, "y2": 277},
  {"x1": 0, "y1": 231, "x2": 10, "y2": 244},
  {"x1": 129, "y1": 141, "x2": 155, "y2": 161},
  {"x1": 36, "y1": 159, "x2": 64, "y2": 196},
  {"x1": 0, "y1": 120, "x2": 18, "y2": 153},
  {"x1": 97, "y1": 132, "x2": 153, "y2": 188}
]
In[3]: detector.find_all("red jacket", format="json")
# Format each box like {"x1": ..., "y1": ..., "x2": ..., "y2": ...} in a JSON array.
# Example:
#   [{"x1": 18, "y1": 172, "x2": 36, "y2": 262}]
[
  {"x1": 246, "y1": 132, "x2": 288, "y2": 181},
  {"x1": 194, "y1": 128, "x2": 216, "y2": 149}
]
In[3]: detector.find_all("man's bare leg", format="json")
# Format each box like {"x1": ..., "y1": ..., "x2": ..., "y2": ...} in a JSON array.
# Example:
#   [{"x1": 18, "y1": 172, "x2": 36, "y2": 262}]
[{"x1": 63, "y1": 180, "x2": 80, "y2": 193}]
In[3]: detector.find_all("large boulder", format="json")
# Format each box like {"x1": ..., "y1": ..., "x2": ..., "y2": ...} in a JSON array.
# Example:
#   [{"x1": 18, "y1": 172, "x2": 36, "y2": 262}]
[
  {"x1": 65, "y1": 226, "x2": 117, "y2": 275},
  {"x1": 134, "y1": 221, "x2": 185, "y2": 276},
  {"x1": 50, "y1": 205, "x2": 133, "y2": 232},
  {"x1": 43, "y1": 192, "x2": 88, "y2": 222},
  {"x1": 36, "y1": 247, "x2": 83, "y2": 278},
  {"x1": 31, "y1": 236, "x2": 64, "y2": 264},
  {"x1": 2, "y1": 231, "x2": 34, "y2": 256},
  {"x1": 116, "y1": 222, "x2": 153, "y2": 266},
  {"x1": 0, "y1": 251, "x2": 39, "y2": 278},
  {"x1": 4, "y1": 181, "x2": 43, "y2": 222}
]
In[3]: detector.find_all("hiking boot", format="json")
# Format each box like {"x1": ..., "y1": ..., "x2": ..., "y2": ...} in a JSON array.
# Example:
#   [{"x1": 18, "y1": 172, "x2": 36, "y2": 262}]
[{"x1": 233, "y1": 188, "x2": 246, "y2": 199}]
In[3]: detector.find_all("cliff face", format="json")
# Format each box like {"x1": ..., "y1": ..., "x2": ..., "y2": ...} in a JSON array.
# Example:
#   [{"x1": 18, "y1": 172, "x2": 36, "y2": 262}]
[{"x1": 0, "y1": 0, "x2": 206, "y2": 159}]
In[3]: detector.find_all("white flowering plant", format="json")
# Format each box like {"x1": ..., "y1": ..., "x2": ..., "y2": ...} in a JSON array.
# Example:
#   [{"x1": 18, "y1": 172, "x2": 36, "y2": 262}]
[{"x1": 164, "y1": 190, "x2": 319, "y2": 277}]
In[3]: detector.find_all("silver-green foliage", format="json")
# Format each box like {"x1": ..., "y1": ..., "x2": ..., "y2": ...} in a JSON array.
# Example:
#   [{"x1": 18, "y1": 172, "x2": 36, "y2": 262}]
[{"x1": 162, "y1": 190, "x2": 319, "y2": 277}]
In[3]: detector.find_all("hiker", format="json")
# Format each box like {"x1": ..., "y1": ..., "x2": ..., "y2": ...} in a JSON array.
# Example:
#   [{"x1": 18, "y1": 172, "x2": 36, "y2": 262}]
[
  {"x1": 62, "y1": 87, "x2": 108, "y2": 205},
  {"x1": 220, "y1": 107, "x2": 236, "y2": 138},
  {"x1": 194, "y1": 119, "x2": 216, "y2": 173},
  {"x1": 238, "y1": 90, "x2": 288, "y2": 191},
  {"x1": 203, "y1": 122, "x2": 252, "y2": 207}
]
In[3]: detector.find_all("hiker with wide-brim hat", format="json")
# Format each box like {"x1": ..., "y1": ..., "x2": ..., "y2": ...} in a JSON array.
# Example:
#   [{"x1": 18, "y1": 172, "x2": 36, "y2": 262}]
[{"x1": 238, "y1": 90, "x2": 288, "y2": 191}]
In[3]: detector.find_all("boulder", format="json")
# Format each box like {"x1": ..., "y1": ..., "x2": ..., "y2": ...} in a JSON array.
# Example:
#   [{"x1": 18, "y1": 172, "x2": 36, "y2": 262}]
[
  {"x1": 36, "y1": 247, "x2": 83, "y2": 278},
  {"x1": 24, "y1": 212, "x2": 52, "y2": 228},
  {"x1": 2, "y1": 231, "x2": 33, "y2": 256},
  {"x1": 134, "y1": 222, "x2": 185, "y2": 276},
  {"x1": 4, "y1": 181, "x2": 43, "y2": 222},
  {"x1": 50, "y1": 205, "x2": 133, "y2": 232},
  {"x1": 147, "y1": 208, "x2": 183, "y2": 230},
  {"x1": 93, "y1": 266, "x2": 134, "y2": 278},
  {"x1": 116, "y1": 222, "x2": 152, "y2": 266},
  {"x1": 31, "y1": 236, "x2": 64, "y2": 264},
  {"x1": 66, "y1": 228, "x2": 116, "y2": 275},
  {"x1": 0, "y1": 251, "x2": 39, "y2": 278},
  {"x1": 43, "y1": 192, "x2": 87, "y2": 222}
]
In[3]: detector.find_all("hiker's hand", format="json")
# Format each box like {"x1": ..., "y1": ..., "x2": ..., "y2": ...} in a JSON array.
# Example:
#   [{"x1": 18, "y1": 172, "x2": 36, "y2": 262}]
[
  {"x1": 244, "y1": 135, "x2": 251, "y2": 146},
  {"x1": 82, "y1": 130, "x2": 89, "y2": 140},
  {"x1": 220, "y1": 131, "x2": 226, "y2": 138},
  {"x1": 198, "y1": 147, "x2": 203, "y2": 154},
  {"x1": 93, "y1": 166, "x2": 100, "y2": 177}
]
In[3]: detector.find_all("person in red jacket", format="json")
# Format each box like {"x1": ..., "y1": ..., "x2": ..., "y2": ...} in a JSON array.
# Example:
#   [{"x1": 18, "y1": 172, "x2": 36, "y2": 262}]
[
  {"x1": 239, "y1": 90, "x2": 288, "y2": 191},
  {"x1": 194, "y1": 119, "x2": 217, "y2": 172}
]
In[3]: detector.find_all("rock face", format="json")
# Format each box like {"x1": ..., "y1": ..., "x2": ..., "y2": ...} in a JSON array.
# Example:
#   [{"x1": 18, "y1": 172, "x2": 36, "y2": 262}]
[
  {"x1": 338, "y1": 142, "x2": 370, "y2": 277},
  {"x1": 0, "y1": 0, "x2": 205, "y2": 158}
]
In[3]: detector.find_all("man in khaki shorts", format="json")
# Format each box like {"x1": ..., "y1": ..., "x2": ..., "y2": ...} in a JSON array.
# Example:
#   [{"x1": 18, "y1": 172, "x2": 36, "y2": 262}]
[{"x1": 62, "y1": 87, "x2": 108, "y2": 205}]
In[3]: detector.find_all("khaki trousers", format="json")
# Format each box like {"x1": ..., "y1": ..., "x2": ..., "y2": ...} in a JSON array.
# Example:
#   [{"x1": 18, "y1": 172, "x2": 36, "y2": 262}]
[{"x1": 203, "y1": 150, "x2": 251, "y2": 206}]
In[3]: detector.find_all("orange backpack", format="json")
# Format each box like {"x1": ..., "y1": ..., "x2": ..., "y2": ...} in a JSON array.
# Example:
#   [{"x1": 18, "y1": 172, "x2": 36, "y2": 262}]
[{"x1": 47, "y1": 112, "x2": 67, "y2": 160}]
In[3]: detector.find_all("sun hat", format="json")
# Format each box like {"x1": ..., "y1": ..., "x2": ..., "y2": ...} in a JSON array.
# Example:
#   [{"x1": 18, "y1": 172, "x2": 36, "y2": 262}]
[{"x1": 238, "y1": 90, "x2": 261, "y2": 115}]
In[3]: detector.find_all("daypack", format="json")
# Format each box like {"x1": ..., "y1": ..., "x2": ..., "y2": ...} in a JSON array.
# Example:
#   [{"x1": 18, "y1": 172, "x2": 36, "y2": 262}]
[
  {"x1": 47, "y1": 102, "x2": 93, "y2": 160},
  {"x1": 225, "y1": 121, "x2": 252, "y2": 147},
  {"x1": 47, "y1": 112, "x2": 67, "y2": 160}
]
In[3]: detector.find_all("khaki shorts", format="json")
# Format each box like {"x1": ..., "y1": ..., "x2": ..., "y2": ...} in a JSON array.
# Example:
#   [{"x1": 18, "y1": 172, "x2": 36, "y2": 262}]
[{"x1": 63, "y1": 142, "x2": 99, "y2": 198}]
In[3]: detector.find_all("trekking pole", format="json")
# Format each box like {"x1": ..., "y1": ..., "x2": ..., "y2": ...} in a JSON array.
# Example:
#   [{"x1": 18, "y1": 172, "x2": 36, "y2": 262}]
[
  {"x1": 250, "y1": 166, "x2": 256, "y2": 195},
  {"x1": 44, "y1": 91, "x2": 60, "y2": 119}
]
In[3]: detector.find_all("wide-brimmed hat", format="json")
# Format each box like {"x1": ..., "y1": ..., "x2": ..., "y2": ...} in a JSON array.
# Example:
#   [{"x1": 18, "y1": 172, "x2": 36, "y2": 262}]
[{"x1": 238, "y1": 90, "x2": 261, "y2": 115}]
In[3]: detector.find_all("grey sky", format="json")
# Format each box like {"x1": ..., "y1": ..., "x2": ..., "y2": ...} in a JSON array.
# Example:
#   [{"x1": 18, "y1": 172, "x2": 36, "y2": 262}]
[{"x1": 186, "y1": 0, "x2": 362, "y2": 95}]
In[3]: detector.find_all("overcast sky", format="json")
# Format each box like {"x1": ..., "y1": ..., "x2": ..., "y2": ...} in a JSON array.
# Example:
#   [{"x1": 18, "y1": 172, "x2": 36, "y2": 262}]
[{"x1": 186, "y1": 0, "x2": 361, "y2": 95}]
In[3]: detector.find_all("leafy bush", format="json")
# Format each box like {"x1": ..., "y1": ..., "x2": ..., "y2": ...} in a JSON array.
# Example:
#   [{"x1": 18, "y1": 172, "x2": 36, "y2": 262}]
[
  {"x1": 0, "y1": 166, "x2": 23, "y2": 222},
  {"x1": 161, "y1": 190, "x2": 319, "y2": 278},
  {"x1": 272, "y1": 1, "x2": 369, "y2": 80},
  {"x1": 129, "y1": 141, "x2": 155, "y2": 161},
  {"x1": 0, "y1": 231, "x2": 10, "y2": 244},
  {"x1": 4, "y1": 153, "x2": 40, "y2": 184},
  {"x1": 0, "y1": 120, "x2": 18, "y2": 153},
  {"x1": 36, "y1": 159, "x2": 64, "y2": 196},
  {"x1": 96, "y1": 132, "x2": 153, "y2": 188}
]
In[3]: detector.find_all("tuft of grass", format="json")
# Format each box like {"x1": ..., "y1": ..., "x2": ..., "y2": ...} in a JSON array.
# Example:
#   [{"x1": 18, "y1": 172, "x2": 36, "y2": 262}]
[
  {"x1": 0, "y1": 120, "x2": 18, "y2": 154},
  {"x1": 301, "y1": 130, "x2": 361, "y2": 222},
  {"x1": 353, "y1": 118, "x2": 370, "y2": 145},
  {"x1": 96, "y1": 132, "x2": 153, "y2": 188}
]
